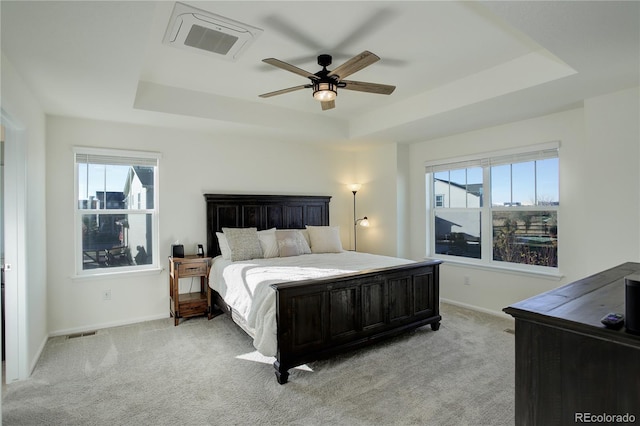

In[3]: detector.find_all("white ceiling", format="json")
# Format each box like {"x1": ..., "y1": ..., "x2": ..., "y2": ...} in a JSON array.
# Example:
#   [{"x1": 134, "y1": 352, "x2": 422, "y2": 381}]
[{"x1": 2, "y1": 1, "x2": 638, "y2": 148}]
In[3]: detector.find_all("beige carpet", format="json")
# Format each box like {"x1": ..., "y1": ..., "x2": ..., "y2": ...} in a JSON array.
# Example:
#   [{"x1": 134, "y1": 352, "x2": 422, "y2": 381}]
[{"x1": 2, "y1": 303, "x2": 514, "y2": 425}]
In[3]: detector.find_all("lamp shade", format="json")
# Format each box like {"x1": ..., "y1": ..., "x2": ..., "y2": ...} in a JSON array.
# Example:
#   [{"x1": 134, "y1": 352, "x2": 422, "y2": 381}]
[
  {"x1": 313, "y1": 81, "x2": 337, "y2": 101},
  {"x1": 359, "y1": 217, "x2": 370, "y2": 227},
  {"x1": 348, "y1": 183, "x2": 362, "y2": 192}
]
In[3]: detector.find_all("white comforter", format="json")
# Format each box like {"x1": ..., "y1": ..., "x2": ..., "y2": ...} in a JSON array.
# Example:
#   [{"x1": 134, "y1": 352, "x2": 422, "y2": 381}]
[{"x1": 209, "y1": 251, "x2": 414, "y2": 356}]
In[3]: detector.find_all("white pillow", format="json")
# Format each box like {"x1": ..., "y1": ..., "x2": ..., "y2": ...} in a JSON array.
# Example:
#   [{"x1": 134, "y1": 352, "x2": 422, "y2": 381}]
[
  {"x1": 257, "y1": 228, "x2": 279, "y2": 258},
  {"x1": 306, "y1": 225, "x2": 343, "y2": 253},
  {"x1": 216, "y1": 232, "x2": 231, "y2": 260},
  {"x1": 299, "y1": 229, "x2": 311, "y2": 247},
  {"x1": 275, "y1": 229, "x2": 311, "y2": 257},
  {"x1": 222, "y1": 227, "x2": 264, "y2": 261}
]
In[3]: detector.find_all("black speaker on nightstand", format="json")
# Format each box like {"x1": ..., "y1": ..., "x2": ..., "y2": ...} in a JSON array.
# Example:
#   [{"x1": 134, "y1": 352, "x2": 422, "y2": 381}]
[
  {"x1": 171, "y1": 244, "x2": 184, "y2": 258},
  {"x1": 625, "y1": 274, "x2": 640, "y2": 334}
]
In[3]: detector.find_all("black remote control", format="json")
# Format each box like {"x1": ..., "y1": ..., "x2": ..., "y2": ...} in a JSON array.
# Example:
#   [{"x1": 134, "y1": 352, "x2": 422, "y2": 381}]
[{"x1": 601, "y1": 312, "x2": 624, "y2": 329}]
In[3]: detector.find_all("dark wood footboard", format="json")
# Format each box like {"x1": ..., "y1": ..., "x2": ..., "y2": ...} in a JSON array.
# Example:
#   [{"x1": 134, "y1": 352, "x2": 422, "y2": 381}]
[{"x1": 271, "y1": 259, "x2": 441, "y2": 384}]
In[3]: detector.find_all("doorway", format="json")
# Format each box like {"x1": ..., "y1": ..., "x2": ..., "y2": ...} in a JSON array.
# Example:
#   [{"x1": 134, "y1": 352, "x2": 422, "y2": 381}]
[{"x1": 1, "y1": 112, "x2": 28, "y2": 383}]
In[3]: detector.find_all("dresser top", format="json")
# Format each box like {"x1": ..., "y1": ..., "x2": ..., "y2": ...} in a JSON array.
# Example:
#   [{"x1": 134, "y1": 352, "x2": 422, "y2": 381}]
[{"x1": 504, "y1": 262, "x2": 640, "y2": 347}]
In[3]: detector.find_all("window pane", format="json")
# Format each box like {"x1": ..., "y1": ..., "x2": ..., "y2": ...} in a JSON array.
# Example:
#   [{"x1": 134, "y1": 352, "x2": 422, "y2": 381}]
[
  {"x1": 81, "y1": 213, "x2": 154, "y2": 270},
  {"x1": 433, "y1": 170, "x2": 450, "y2": 208},
  {"x1": 492, "y1": 159, "x2": 559, "y2": 207},
  {"x1": 492, "y1": 211, "x2": 557, "y2": 267},
  {"x1": 466, "y1": 168, "x2": 482, "y2": 207},
  {"x1": 449, "y1": 169, "x2": 466, "y2": 208},
  {"x1": 491, "y1": 164, "x2": 511, "y2": 206},
  {"x1": 434, "y1": 210, "x2": 481, "y2": 258},
  {"x1": 511, "y1": 161, "x2": 535, "y2": 206},
  {"x1": 78, "y1": 164, "x2": 154, "y2": 210},
  {"x1": 536, "y1": 158, "x2": 559, "y2": 205},
  {"x1": 434, "y1": 167, "x2": 483, "y2": 208}
]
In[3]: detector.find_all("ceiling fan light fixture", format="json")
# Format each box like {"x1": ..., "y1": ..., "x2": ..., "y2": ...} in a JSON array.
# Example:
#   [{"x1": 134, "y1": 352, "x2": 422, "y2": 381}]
[{"x1": 313, "y1": 81, "x2": 337, "y2": 101}]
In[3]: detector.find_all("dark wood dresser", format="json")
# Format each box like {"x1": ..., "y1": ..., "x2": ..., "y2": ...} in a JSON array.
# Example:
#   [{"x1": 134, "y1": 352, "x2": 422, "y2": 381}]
[{"x1": 504, "y1": 262, "x2": 640, "y2": 426}]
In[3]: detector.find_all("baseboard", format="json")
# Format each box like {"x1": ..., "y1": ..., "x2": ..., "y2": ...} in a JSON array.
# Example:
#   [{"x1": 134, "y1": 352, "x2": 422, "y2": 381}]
[
  {"x1": 49, "y1": 313, "x2": 170, "y2": 338},
  {"x1": 440, "y1": 298, "x2": 514, "y2": 321}
]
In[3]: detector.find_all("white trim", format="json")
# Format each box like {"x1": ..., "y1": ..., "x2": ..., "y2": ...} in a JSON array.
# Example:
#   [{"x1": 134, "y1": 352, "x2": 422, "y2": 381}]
[
  {"x1": 71, "y1": 267, "x2": 163, "y2": 281},
  {"x1": 72, "y1": 146, "x2": 162, "y2": 161},
  {"x1": 425, "y1": 140, "x2": 560, "y2": 273},
  {"x1": 48, "y1": 313, "x2": 170, "y2": 338},
  {"x1": 73, "y1": 147, "x2": 161, "y2": 276},
  {"x1": 424, "y1": 140, "x2": 560, "y2": 169},
  {"x1": 1, "y1": 111, "x2": 29, "y2": 382},
  {"x1": 431, "y1": 257, "x2": 563, "y2": 280},
  {"x1": 441, "y1": 298, "x2": 515, "y2": 321}
]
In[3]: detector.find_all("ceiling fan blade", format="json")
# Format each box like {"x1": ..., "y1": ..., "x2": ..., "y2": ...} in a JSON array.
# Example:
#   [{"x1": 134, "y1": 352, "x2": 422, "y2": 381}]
[
  {"x1": 321, "y1": 100, "x2": 335, "y2": 111},
  {"x1": 333, "y1": 9, "x2": 397, "y2": 53},
  {"x1": 327, "y1": 51, "x2": 380, "y2": 80},
  {"x1": 262, "y1": 58, "x2": 319, "y2": 80},
  {"x1": 263, "y1": 15, "x2": 323, "y2": 52},
  {"x1": 341, "y1": 80, "x2": 396, "y2": 95},
  {"x1": 259, "y1": 85, "x2": 309, "y2": 98}
]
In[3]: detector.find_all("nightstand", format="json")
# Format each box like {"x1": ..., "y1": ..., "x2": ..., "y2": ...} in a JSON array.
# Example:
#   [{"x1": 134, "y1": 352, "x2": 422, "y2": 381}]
[{"x1": 169, "y1": 255, "x2": 211, "y2": 326}]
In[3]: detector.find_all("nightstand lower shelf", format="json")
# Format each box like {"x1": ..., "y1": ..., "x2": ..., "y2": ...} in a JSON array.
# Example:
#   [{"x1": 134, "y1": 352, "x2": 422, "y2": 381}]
[{"x1": 170, "y1": 292, "x2": 208, "y2": 321}]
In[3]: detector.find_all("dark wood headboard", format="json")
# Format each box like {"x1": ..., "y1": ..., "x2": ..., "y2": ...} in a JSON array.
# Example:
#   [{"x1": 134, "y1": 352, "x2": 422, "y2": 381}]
[{"x1": 204, "y1": 194, "x2": 331, "y2": 257}]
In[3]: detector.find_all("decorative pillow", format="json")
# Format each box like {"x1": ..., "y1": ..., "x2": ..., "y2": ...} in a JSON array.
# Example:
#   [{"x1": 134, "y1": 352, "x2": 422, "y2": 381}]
[
  {"x1": 216, "y1": 232, "x2": 231, "y2": 260},
  {"x1": 222, "y1": 227, "x2": 264, "y2": 261},
  {"x1": 299, "y1": 229, "x2": 311, "y2": 247},
  {"x1": 257, "y1": 228, "x2": 279, "y2": 258},
  {"x1": 275, "y1": 230, "x2": 311, "y2": 257},
  {"x1": 306, "y1": 225, "x2": 343, "y2": 253}
]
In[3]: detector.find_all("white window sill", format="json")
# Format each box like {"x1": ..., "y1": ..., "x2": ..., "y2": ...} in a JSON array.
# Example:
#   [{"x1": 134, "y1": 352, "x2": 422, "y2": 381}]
[
  {"x1": 71, "y1": 267, "x2": 163, "y2": 281},
  {"x1": 425, "y1": 257, "x2": 563, "y2": 280}
]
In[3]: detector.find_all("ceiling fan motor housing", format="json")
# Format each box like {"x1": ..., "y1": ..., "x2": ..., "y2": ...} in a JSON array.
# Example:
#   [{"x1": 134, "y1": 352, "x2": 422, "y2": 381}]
[{"x1": 317, "y1": 54, "x2": 332, "y2": 67}]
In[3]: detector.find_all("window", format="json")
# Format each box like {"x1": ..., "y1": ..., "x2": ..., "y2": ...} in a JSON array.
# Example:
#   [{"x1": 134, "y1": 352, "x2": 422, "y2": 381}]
[
  {"x1": 74, "y1": 147, "x2": 160, "y2": 276},
  {"x1": 426, "y1": 142, "x2": 559, "y2": 272}
]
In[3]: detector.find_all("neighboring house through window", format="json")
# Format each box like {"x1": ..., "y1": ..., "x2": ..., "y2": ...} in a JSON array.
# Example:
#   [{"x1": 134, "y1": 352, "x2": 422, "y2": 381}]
[
  {"x1": 425, "y1": 142, "x2": 559, "y2": 273},
  {"x1": 74, "y1": 147, "x2": 160, "y2": 276}
]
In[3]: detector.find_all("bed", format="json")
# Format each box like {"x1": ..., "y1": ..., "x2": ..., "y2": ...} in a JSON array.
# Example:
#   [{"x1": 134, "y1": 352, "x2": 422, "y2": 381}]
[{"x1": 205, "y1": 194, "x2": 442, "y2": 384}]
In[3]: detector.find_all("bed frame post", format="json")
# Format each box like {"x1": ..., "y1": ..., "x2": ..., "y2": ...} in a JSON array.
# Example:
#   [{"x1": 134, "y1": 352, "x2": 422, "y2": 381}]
[{"x1": 273, "y1": 361, "x2": 289, "y2": 384}]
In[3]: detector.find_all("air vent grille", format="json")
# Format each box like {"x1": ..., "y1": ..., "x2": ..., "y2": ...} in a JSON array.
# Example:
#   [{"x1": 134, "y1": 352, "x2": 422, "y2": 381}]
[
  {"x1": 67, "y1": 331, "x2": 97, "y2": 339},
  {"x1": 163, "y1": 2, "x2": 263, "y2": 61},
  {"x1": 184, "y1": 24, "x2": 238, "y2": 56}
]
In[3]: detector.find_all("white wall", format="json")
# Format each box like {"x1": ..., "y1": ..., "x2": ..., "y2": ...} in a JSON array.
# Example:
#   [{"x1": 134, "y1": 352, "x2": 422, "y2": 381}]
[
  {"x1": 396, "y1": 144, "x2": 410, "y2": 259},
  {"x1": 0, "y1": 53, "x2": 49, "y2": 378},
  {"x1": 397, "y1": 87, "x2": 640, "y2": 315},
  {"x1": 45, "y1": 116, "x2": 356, "y2": 335},
  {"x1": 353, "y1": 143, "x2": 400, "y2": 256}
]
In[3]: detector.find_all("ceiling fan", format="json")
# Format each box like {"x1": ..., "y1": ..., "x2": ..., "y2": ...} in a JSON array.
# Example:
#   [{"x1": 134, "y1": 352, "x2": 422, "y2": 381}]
[{"x1": 259, "y1": 51, "x2": 396, "y2": 111}]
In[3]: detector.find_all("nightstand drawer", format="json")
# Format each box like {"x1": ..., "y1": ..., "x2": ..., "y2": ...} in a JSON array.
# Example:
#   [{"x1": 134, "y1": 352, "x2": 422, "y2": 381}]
[{"x1": 177, "y1": 262, "x2": 208, "y2": 277}]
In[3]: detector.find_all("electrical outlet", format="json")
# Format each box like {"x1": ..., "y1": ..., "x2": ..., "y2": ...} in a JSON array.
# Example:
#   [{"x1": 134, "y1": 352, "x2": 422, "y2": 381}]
[
  {"x1": 102, "y1": 289, "x2": 111, "y2": 300},
  {"x1": 464, "y1": 276, "x2": 470, "y2": 286}
]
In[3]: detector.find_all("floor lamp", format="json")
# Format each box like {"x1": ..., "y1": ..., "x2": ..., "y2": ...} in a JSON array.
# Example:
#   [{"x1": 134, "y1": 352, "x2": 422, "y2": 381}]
[{"x1": 349, "y1": 184, "x2": 369, "y2": 251}]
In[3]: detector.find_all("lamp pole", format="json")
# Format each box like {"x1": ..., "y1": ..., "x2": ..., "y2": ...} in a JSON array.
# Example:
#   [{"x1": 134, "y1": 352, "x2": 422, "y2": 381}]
[{"x1": 353, "y1": 190, "x2": 357, "y2": 251}]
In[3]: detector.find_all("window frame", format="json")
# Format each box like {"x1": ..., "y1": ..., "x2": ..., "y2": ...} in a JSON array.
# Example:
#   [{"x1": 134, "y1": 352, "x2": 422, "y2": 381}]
[
  {"x1": 425, "y1": 141, "x2": 560, "y2": 275},
  {"x1": 73, "y1": 146, "x2": 161, "y2": 277}
]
